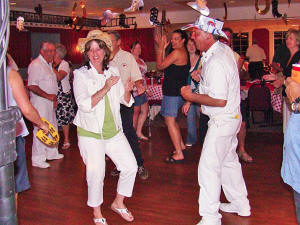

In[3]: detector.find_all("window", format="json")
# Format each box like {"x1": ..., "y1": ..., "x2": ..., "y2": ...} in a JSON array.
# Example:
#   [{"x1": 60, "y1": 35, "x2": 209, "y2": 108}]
[
  {"x1": 274, "y1": 31, "x2": 287, "y2": 50},
  {"x1": 232, "y1": 32, "x2": 249, "y2": 56}
]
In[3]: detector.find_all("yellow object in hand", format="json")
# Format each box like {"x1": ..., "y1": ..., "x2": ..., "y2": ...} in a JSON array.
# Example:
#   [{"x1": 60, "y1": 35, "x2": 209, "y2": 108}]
[
  {"x1": 36, "y1": 118, "x2": 59, "y2": 146},
  {"x1": 291, "y1": 64, "x2": 300, "y2": 84}
]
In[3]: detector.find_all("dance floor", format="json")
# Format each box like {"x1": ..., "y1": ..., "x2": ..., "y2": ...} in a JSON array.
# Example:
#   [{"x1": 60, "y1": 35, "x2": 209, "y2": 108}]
[{"x1": 18, "y1": 124, "x2": 296, "y2": 225}]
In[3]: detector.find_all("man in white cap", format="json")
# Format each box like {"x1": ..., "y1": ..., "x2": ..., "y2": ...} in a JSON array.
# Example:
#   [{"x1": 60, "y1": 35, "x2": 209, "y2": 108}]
[{"x1": 181, "y1": 15, "x2": 250, "y2": 225}]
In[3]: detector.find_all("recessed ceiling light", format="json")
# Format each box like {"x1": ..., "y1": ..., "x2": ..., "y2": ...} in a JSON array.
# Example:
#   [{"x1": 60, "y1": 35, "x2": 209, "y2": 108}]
[
  {"x1": 229, "y1": 0, "x2": 235, "y2": 3},
  {"x1": 10, "y1": 2, "x2": 16, "y2": 5}
]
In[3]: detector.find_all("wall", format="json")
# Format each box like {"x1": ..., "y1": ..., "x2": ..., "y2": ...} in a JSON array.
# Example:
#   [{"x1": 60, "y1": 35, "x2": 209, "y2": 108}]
[{"x1": 224, "y1": 18, "x2": 300, "y2": 62}]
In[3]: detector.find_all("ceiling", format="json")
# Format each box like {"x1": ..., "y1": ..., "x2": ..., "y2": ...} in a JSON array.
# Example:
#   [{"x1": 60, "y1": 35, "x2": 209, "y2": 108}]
[{"x1": 10, "y1": 0, "x2": 300, "y2": 19}]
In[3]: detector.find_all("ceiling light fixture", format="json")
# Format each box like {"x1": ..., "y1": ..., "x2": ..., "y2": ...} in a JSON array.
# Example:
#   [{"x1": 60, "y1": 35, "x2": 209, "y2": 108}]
[{"x1": 10, "y1": 2, "x2": 16, "y2": 5}]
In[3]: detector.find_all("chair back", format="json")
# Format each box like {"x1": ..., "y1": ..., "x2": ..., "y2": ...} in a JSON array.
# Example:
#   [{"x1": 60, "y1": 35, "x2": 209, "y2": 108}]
[{"x1": 247, "y1": 84, "x2": 272, "y2": 111}]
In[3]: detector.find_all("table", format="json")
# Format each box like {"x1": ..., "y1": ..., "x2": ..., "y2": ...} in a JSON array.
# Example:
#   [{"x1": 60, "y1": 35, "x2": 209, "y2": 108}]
[{"x1": 147, "y1": 84, "x2": 163, "y2": 121}]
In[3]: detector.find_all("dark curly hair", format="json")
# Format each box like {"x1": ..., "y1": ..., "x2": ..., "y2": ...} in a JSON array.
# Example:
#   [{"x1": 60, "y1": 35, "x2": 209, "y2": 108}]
[{"x1": 83, "y1": 39, "x2": 111, "y2": 71}]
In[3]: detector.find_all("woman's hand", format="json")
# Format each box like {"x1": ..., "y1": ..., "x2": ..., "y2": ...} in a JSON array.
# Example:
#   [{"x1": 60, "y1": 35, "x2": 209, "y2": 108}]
[
  {"x1": 191, "y1": 69, "x2": 201, "y2": 82},
  {"x1": 146, "y1": 89, "x2": 153, "y2": 97},
  {"x1": 105, "y1": 75, "x2": 120, "y2": 90},
  {"x1": 286, "y1": 77, "x2": 300, "y2": 103},
  {"x1": 39, "y1": 121, "x2": 49, "y2": 134},
  {"x1": 182, "y1": 102, "x2": 191, "y2": 116},
  {"x1": 154, "y1": 33, "x2": 169, "y2": 50}
]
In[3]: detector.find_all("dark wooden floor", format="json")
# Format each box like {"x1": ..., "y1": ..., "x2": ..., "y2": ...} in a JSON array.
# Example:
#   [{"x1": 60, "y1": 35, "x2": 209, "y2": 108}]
[{"x1": 18, "y1": 124, "x2": 297, "y2": 225}]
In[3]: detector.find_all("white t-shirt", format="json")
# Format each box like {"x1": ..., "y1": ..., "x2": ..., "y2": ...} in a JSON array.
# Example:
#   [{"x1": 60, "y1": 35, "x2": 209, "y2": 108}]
[
  {"x1": 27, "y1": 55, "x2": 58, "y2": 105},
  {"x1": 199, "y1": 41, "x2": 241, "y2": 118},
  {"x1": 246, "y1": 44, "x2": 266, "y2": 62},
  {"x1": 109, "y1": 49, "x2": 142, "y2": 86},
  {"x1": 58, "y1": 60, "x2": 71, "y2": 93}
]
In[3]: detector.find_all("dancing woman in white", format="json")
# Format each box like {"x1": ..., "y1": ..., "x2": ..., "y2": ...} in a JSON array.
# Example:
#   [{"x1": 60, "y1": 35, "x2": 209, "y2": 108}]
[{"x1": 73, "y1": 30, "x2": 138, "y2": 225}]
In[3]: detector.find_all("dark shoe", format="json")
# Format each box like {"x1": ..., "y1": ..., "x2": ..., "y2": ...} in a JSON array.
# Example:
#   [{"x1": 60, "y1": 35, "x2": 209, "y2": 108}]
[
  {"x1": 165, "y1": 156, "x2": 184, "y2": 164},
  {"x1": 138, "y1": 166, "x2": 149, "y2": 180},
  {"x1": 110, "y1": 167, "x2": 120, "y2": 177}
]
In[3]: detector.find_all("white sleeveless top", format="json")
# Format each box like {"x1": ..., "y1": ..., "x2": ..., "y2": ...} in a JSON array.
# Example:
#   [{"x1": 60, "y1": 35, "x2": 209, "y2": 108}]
[{"x1": 7, "y1": 67, "x2": 29, "y2": 137}]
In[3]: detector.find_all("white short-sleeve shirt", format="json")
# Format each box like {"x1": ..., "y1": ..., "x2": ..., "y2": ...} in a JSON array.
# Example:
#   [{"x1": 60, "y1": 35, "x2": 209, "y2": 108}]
[
  {"x1": 199, "y1": 41, "x2": 241, "y2": 118},
  {"x1": 109, "y1": 49, "x2": 142, "y2": 86}
]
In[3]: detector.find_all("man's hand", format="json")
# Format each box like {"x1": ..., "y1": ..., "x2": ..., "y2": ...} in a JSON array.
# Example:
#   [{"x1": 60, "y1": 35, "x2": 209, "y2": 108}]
[
  {"x1": 53, "y1": 99, "x2": 58, "y2": 109},
  {"x1": 181, "y1": 85, "x2": 193, "y2": 101},
  {"x1": 48, "y1": 94, "x2": 57, "y2": 102},
  {"x1": 286, "y1": 77, "x2": 300, "y2": 103}
]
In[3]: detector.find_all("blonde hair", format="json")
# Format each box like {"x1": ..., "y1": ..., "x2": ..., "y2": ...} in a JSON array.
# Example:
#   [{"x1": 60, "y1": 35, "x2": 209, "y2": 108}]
[{"x1": 286, "y1": 29, "x2": 300, "y2": 47}]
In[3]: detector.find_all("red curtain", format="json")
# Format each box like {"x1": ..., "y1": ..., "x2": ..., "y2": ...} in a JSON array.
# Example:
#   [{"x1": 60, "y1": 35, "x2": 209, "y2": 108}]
[
  {"x1": 9, "y1": 26, "x2": 32, "y2": 68},
  {"x1": 8, "y1": 26, "x2": 155, "y2": 68},
  {"x1": 119, "y1": 28, "x2": 155, "y2": 62}
]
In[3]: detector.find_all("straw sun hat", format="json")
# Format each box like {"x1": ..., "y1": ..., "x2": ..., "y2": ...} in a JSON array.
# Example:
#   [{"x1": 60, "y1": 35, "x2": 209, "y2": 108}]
[{"x1": 77, "y1": 30, "x2": 113, "y2": 53}]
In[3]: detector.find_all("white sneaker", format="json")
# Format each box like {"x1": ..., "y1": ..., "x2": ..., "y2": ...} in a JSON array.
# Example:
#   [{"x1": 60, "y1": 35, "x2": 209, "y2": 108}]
[
  {"x1": 47, "y1": 153, "x2": 64, "y2": 160},
  {"x1": 32, "y1": 161, "x2": 50, "y2": 168},
  {"x1": 219, "y1": 203, "x2": 251, "y2": 217},
  {"x1": 196, "y1": 218, "x2": 221, "y2": 225}
]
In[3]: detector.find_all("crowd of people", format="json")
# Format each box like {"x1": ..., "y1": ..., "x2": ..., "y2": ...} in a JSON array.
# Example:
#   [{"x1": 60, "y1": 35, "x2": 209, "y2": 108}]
[{"x1": 5, "y1": 13, "x2": 300, "y2": 225}]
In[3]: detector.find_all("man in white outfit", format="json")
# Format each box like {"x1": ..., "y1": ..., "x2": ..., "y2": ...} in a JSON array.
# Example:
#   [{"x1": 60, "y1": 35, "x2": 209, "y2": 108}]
[
  {"x1": 181, "y1": 15, "x2": 250, "y2": 225},
  {"x1": 28, "y1": 41, "x2": 64, "y2": 168}
]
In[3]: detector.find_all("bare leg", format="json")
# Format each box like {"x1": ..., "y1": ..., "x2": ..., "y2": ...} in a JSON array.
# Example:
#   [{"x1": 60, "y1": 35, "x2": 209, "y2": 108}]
[
  {"x1": 93, "y1": 205, "x2": 105, "y2": 224},
  {"x1": 133, "y1": 106, "x2": 141, "y2": 130},
  {"x1": 111, "y1": 193, "x2": 134, "y2": 221},
  {"x1": 237, "y1": 122, "x2": 253, "y2": 162},
  {"x1": 62, "y1": 124, "x2": 70, "y2": 143},
  {"x1": 164, "y1": 116, "x2": 184, "y2": 160},
  {"x1": 136, "y1": 102, "x2": 149, "y2": 140}
]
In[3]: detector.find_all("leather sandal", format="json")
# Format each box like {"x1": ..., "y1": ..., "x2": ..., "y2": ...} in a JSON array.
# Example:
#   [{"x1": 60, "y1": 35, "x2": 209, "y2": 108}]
[
  {"x1": 94, "y1": 218, "x2": 108, "y2": 225},
  {"x1": 111, "y1": 205, "x2": 134, "y2": 222}
]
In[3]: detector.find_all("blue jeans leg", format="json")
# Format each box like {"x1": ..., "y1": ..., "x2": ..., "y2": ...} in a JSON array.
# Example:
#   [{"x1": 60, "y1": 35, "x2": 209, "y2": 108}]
[
  {"x1": 294, "y1": 190, "x2": 300, "y2": 225},
  {"x1": 14, "y1": 136, "x2": 30, "y2": 193},
  {"x1": 186, "y1": 103, "x2": 199, "y2": 145}
]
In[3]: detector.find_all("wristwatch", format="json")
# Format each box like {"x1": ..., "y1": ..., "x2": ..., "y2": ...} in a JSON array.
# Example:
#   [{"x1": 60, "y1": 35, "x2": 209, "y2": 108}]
[{"x1": 291, "y1": 102, "x2": 297, "y2": 112}]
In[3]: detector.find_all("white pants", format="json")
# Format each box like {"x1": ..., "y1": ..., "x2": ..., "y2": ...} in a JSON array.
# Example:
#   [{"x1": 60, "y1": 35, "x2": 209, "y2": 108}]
[
  {"x1": 198, "y1": 116, "x2": 250, "y2": 220},
  {"x1": 283, "y1": 97, "x2": 292, "y2": 133},
  {"x1": 78, "y1": 131, "x2": 138, "y2": 207},
  {"x1": 32, "y1": 100, "x2": 60, "y2": 164}
]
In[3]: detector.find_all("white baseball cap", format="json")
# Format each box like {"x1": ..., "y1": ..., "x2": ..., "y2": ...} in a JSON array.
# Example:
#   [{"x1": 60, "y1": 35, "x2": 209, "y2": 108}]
[{"x1": 182, "y1": 15, "x2": 228, "y2": 40}]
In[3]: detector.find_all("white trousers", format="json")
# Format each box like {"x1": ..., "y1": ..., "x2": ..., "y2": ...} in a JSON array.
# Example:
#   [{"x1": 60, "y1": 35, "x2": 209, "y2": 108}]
[
  {"x1": 198, "y1": 116, "x2": 250, "y2": 220},
  {"x1": 32, "y1": 100, "x2": 60, "y2": 164},
  {"x1": 283, "y1": 97, "x2": 291, "y2": 133},
  {"x1": 78, "y1": 131, "x2": 138, "y2": 207}
]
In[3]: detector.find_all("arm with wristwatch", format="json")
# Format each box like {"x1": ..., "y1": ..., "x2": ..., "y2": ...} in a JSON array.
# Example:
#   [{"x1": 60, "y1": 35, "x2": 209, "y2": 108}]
[{"x1": 286, "y1": 77, "x2": 300, "y2": 113}]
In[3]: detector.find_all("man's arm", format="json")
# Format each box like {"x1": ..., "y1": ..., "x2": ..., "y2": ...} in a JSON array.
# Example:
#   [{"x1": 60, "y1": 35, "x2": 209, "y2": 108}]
[
  {"x1": 181, "y1": 86, "x2": 227, "y2": 107},
  {"x1": 129, "y1": 53, "x2": 145, "y2": 95},
  {"x1": 27, "y1": 85, "x2": 57, "y2": 102}
]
